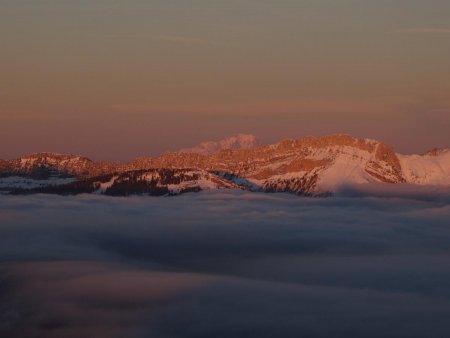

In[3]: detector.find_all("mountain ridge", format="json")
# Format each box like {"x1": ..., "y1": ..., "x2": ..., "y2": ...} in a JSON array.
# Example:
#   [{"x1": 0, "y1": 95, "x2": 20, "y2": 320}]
[{"x1": 1, "y1": 134, "x2": 449, "y2": 196}]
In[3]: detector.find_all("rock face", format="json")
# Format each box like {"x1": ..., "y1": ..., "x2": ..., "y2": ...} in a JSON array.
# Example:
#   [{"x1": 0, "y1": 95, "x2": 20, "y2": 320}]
[
  {"x1": 0, "y1": 152, "x2": 124, "y2": 179},
  {"x1": 129, "y1": 134, "x2": 406, "y2": 195},
  {"x1": 0, "y1": 153, "x2": 95, "y2": 178},
  {"x1": 1, "y1": 134, "x2": 449, "y2": 196}
]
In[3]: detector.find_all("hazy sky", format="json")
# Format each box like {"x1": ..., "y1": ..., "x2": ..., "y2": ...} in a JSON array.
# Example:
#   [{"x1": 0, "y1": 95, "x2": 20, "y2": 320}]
[{"x1": 1, "y1": 0, "x2": 449, "y2": 160}]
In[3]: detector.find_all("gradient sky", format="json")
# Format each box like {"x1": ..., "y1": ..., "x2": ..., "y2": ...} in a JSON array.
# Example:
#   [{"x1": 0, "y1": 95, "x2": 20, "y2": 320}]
[{"x1": 1, "y1": 0, "x2": 450, "y2": 160}]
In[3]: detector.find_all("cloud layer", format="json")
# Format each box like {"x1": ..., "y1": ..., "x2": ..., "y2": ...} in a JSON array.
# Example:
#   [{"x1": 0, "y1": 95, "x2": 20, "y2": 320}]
[{"x1": 1, "y1": 190, "x2": 450, "y2": 337}]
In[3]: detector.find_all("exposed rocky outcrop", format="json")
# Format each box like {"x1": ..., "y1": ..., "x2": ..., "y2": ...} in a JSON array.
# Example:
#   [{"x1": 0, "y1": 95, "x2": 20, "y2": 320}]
[{"x1": 1, "y1": 134, "x2": 449, "y2": 196}]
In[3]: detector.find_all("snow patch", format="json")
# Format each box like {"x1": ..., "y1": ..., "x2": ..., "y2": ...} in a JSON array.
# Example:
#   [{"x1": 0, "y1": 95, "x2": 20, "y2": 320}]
[{"x1": 399, "y1": 152, "x2": 450, "y2": 185}]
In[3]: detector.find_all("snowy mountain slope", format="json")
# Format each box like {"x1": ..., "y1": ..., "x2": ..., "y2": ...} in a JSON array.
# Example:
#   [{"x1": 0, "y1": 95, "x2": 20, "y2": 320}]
[
  {"x1": 9, "y1": 169, "x2": 239, "y2": 196},
  {"x1": 1, "y1": 134, "x2": 449, "y2": 196},
  {"x1": 0, "y1": 176, "x2": 76, "y2": 194},
  {"x1": 97, "y1": 169, "x2": 238, "y2": 196},
  {"x1": 0, "y1": 152, "x2": 95, "y2": 178},
  {"x1": 399, "y1": 149, "x2": 450, "y2": 185},
  {"x1": 140, "y1": 134, "x2": 405, "y2": 195}
]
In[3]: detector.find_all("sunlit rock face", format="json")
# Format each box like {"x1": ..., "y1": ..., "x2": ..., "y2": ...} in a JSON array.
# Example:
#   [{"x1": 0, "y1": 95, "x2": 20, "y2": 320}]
[{"x1": 1, "y1": 134, "x2": 449, "y2": 196}]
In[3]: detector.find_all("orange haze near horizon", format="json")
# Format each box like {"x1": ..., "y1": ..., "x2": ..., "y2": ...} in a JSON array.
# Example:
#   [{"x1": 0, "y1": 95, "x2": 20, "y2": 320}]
[{"x1": 1, "y1": 1, "x2": 449, "y2": 161}]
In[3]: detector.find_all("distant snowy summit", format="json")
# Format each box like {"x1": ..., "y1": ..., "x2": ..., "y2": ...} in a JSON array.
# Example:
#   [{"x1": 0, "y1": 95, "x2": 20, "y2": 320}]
[
  {"x1": 1, "y1": 134, "x2": 449, "y2": 196},
  {"x1": 179, "y1": 133, "x2": 259, "y2": 155}
]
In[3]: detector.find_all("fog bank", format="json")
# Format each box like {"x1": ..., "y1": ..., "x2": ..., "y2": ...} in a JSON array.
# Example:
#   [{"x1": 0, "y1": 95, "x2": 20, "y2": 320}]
[{"x1": 1, "y1": 191, "x2": 450, "y2": 337}]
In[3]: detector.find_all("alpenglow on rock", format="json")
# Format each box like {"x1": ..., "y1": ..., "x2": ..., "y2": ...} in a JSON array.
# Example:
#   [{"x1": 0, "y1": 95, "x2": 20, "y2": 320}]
[{"x1": 1, "y1": 134, "x2": 449, "y2": 196}]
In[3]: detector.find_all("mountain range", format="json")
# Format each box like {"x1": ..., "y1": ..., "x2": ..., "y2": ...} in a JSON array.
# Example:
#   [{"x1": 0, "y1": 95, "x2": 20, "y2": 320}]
[{"x1": 1, "y1": 134, "x2": 449, "y2": 196}]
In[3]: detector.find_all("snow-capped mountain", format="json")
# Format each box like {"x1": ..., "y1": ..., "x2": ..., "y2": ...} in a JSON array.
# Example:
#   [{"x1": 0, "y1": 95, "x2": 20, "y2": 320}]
[
  {"x1": 399, "y1": 149, "x2": 450, "y2": 185},
  {"x1": 0, "y1": 152, "x2": 95, "y2": 178},
  {"x1": 1, "y1": 134, "x2": 449, "y2": 196},
  {"x1": 130, "y1": 134, "x2": 406, "y2": 195},
  {"x1": 179, "y1": 133, "x2": 259, "y2": 155}
]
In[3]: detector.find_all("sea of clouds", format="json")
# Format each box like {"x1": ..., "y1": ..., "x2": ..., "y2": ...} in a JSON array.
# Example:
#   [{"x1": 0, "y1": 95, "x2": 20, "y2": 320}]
[{"x1": 1, "y1": 188, "x2": 450, "y2": 337}]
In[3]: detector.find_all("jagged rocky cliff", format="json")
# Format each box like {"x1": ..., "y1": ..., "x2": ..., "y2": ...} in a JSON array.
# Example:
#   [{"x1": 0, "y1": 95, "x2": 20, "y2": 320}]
[{"x1": 1, "y1": 134, "x2": 449, "y2": 196}]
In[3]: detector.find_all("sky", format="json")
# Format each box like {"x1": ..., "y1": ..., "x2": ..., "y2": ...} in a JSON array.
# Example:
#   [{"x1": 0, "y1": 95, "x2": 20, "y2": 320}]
[
  {"x1": 2, "y1": 190, "x2": 450, "y2": 337},
  {"x1": 1, "y1": 0, "x2": 450, "y2": 160}
]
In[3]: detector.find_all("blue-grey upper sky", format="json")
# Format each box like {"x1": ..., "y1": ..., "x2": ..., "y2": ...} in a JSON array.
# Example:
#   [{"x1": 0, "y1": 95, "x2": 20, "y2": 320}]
[{"x1": 1, "y1": 0, "x2": 449, "y2": 160}]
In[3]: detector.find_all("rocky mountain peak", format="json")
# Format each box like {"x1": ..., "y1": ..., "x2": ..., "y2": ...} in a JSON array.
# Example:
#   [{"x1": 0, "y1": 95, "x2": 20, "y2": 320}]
[
  {"x1": 179, "y1": 133, "x2": 259, "y2": 155},
  {"x1": 1, "y1": 134, "x2": 449, "y2": 196}
]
